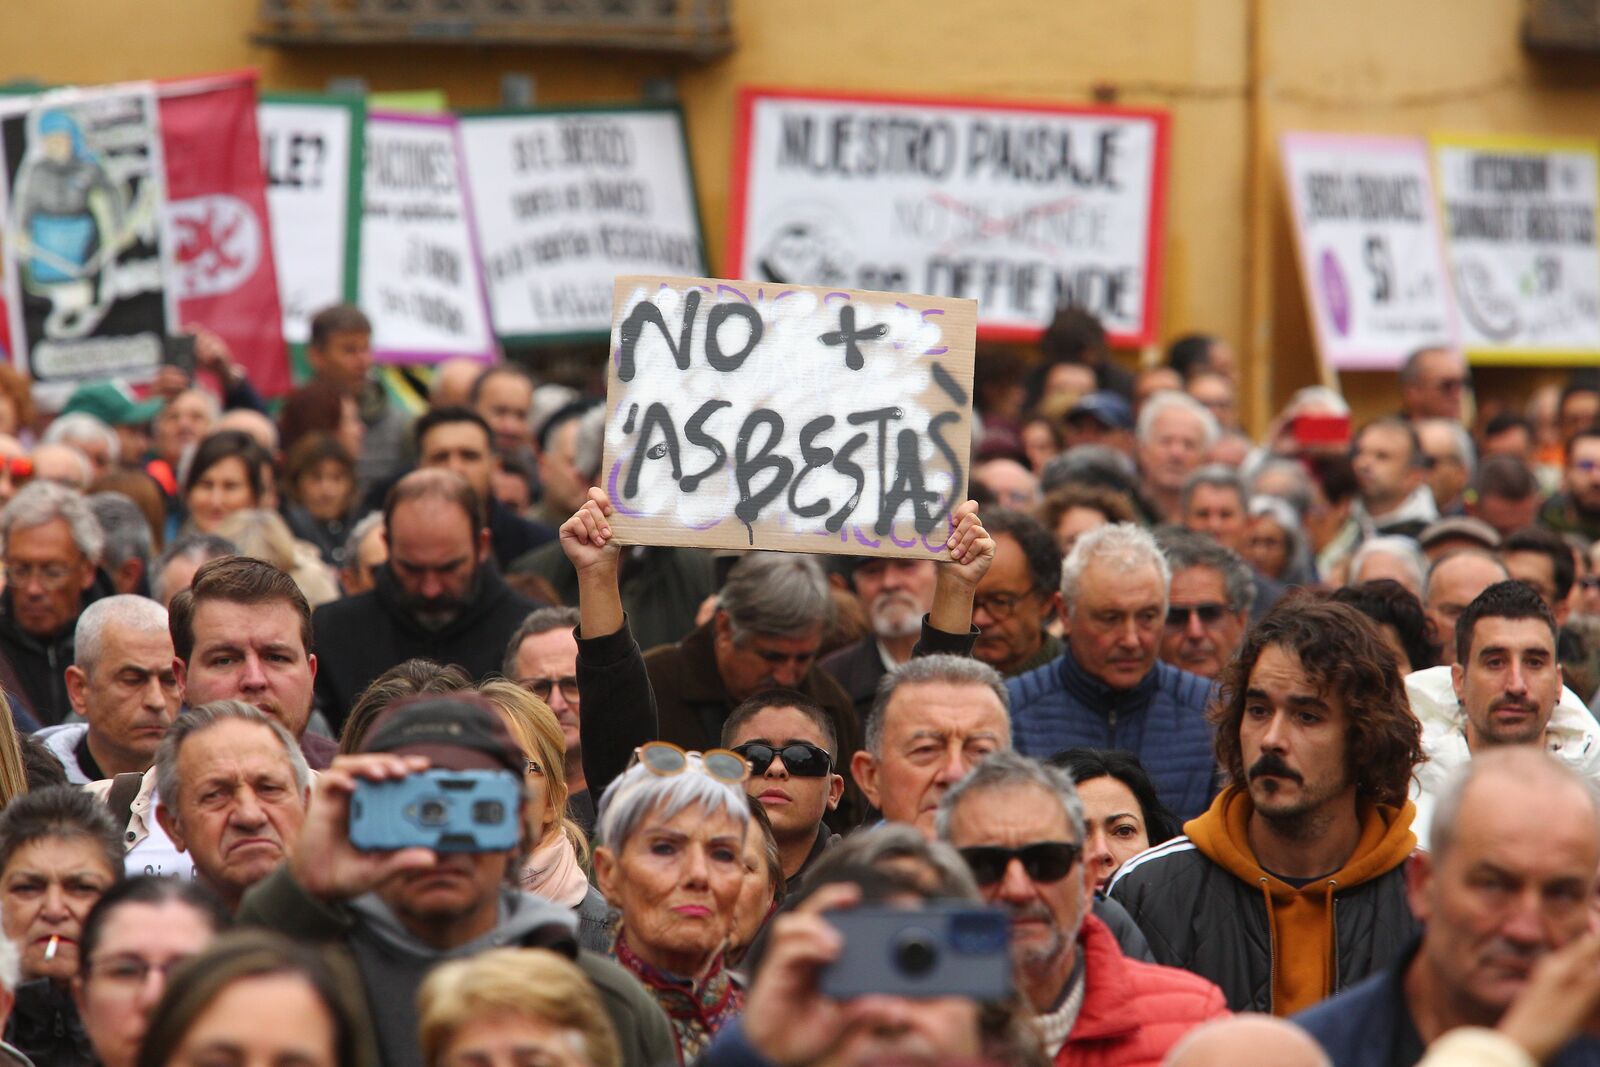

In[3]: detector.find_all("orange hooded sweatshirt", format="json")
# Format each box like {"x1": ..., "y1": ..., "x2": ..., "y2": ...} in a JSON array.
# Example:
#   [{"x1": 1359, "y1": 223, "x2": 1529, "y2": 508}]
[{"x1": 1184, "y1": 786, "x2": 1417, "y2": 1016}]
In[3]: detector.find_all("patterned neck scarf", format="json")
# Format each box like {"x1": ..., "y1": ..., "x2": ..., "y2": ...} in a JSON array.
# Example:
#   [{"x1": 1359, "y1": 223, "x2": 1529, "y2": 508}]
[{"x1": 614, "y1": 934, "x2": 745, "y2": 1064}]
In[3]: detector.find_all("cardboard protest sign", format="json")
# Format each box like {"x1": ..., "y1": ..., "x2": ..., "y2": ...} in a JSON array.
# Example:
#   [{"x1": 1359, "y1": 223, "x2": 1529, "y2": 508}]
[
  {"x1": 1281, "y1": 133, "x2": 1459, "y2": 372},
  {"x1": 259, "y1": 93, "x2": 363, "y2": 350},
  {"x1": 601, "y1": 276, "x2": 975, "y2": 558},
  {"x1": 159, "y1": 72, "x2": 290, "y2": 396},
  {"x1": 459, "y1": 104, "x2": 705, "y2": 341},
  {"x1": 1433, "y1": 133, "x2": 1600, "y2": 363},
  {"x1": 0, "y1": 83, "x2": 175, "y2": 384},
  {"x1": 728, "y1": 87, "x2": 1167, "y2": 344},
  {"x1": 358, "y1": 111, "x2": 495, "y2": 364}
]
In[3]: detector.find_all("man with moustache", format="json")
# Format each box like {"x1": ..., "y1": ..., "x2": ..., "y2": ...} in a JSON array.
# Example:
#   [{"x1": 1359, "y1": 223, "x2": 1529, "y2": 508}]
[
  {"x1": 1110, "y1": 596, "x2": 1426, "y2": 1015},
  {"x1": 1406, "y1": 581, "x2": 1600, "y2": 849},
  {"x1": 821, "y1": 556, "x2": 974, "y2": 720}
]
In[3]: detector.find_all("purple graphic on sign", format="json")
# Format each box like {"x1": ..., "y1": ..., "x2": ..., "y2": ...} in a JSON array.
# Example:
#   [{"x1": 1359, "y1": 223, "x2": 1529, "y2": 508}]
[{"x1": 1320, "y1": 249, "x2": 1351, "y2": 338}]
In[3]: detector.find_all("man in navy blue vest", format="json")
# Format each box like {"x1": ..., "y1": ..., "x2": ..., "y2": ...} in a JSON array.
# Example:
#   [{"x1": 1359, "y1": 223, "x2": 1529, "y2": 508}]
[
  {"x1": 1296, "y1": 747, "x2": 1600, "y2": 1066},
  {"x1": 1008, "y1": 522, "x2": 1217, "y2": 821}
]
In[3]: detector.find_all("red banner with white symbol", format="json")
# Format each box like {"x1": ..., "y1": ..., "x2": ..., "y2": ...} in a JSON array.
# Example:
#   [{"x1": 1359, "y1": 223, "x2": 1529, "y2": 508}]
[{"x1": 158, "y1": 72, "x2": 289, "y2": 396}]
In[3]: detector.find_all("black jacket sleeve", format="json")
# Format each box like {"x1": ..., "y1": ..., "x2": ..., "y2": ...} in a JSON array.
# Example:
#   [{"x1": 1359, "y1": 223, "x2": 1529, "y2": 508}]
[
  {"x1": 577, "y1": 615, "x2": 657, "y2": 803},
  {"x1": 912, "y1": 615, "x2": 979, "y2": 659}
]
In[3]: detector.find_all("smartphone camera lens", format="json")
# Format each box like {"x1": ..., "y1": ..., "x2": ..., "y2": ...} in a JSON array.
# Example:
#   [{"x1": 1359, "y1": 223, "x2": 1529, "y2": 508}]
[
  {"x1": 892, "y1": 929, "x2": 939, "y2": 977},
  {"x1": 473, "y1": 800, "x2": 505, "y2": 824},
  {"x1": 418, "y1": 799, "x2": 449, "y2": 826}
]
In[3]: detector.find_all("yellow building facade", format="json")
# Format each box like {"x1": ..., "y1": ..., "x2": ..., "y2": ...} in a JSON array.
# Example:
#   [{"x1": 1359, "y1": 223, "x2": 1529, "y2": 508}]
[{"x1": 4, "y1": 0, "x2": 1598, "y2": 428}]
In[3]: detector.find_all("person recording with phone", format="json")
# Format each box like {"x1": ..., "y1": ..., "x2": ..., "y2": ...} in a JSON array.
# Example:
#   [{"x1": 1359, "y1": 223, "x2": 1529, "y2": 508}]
[
  {"x1": 236, "y1": 694, "x2": 676, "y2": 1067},
  {"x1": 937, "y1": 752, "x2": 1227, "y2": 1065}
]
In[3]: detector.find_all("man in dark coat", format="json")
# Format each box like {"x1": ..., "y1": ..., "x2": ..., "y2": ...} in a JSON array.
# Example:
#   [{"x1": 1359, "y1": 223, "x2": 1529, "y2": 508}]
[
  {"x1": 0, "y1": 481, "x2": 109, "y2": 724},
  {"x1": 312, "y1": 469, "x2": 541, "y2": 731}
]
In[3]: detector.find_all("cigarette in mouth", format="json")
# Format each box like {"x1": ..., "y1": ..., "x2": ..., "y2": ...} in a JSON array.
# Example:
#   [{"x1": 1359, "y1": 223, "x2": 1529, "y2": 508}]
[{"x1": 43, "y1": 936, "x2": 58, "y2": 961}]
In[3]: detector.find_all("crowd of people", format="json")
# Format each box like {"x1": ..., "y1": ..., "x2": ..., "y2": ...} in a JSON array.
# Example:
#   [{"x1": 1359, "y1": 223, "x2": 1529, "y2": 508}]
[{"x1": 0, "y1": 303, "x2": 1590, "y2": 1066}]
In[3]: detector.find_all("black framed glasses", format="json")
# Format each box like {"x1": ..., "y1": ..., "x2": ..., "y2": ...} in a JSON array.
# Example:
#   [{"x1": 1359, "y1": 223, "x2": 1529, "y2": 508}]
[
  {"x1": 958, "y1": 841, "x2": 1082, "y2": 887},
  {"x1": 732, "y1": 741, "x2": 834, "y2": 778},
  {"x1": 972, "y1": 588, "x2": 1041, "y2": 620},
  {"x1": 1165, "y1": 603, "x2": 1229, "y2": 628},
  {"x1": 521, "y1": 676, "x2": 580, "y2": 704}
]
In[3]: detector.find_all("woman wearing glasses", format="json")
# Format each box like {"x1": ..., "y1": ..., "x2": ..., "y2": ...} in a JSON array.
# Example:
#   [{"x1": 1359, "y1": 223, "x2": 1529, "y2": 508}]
[
  {"x1": 593, "y1": 744, "x2": 753, "y2": 1065},
  {"x1": 73, "y1": 878, "x2": 230, "y2": 1067}
]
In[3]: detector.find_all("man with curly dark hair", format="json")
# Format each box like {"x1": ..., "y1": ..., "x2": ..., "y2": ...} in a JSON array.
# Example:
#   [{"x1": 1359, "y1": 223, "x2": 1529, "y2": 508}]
[{"x1": 1109, "y1": 595, "x2": 1425, "y2": 1017}]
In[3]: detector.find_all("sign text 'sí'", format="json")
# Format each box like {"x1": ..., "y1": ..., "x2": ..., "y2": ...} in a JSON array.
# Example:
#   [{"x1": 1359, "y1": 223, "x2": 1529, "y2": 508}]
[{"x1": 601, "y1": 275, "x2": 976, "y2": 558}]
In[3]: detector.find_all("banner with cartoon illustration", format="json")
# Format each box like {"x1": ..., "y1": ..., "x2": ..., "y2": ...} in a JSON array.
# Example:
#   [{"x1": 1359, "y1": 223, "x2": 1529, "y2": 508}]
[
  {"x1": 159, "y1": 72, "x2": 289, "y2": 396},
  {"x1": 1433, "y1": 133, "x2": 1600, "y2": 364},
  {"x1": 259, "y1": 92, "x2": 363, "y2": 354},
  {"x1": 0, "y1": 83, "x2": 174, "y2": 384},
  {"x1": 1281, "y1": 132, "x2": 1459, "y2": 372},
  {"x1": 727, "y1": 88, "x2": 1168, "y2": 344},
  {"x1": 459, "y1": 104, "x2": 705, "y2": 341}
]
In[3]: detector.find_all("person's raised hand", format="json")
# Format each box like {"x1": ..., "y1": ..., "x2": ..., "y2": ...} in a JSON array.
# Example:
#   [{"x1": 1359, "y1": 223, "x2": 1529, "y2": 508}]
[
  {"x1": 288, "y1": 753, "x2": 437, "y2": 903},
  {"x1": 151, "y1": 364, "x2": 191, "y2": 401},
  {"x1": 742, "y1": 882, "x2": 860, "y2": 1067},
  {"x1": 560, "y1": 487, "x2": 621, "y2": 578},
  {"x1": 1497, "y1": 931, "x2": 1600, "y2": 1061},
  {"x1": 940, "y1": 499, "x2": 994, "y2": 586}
]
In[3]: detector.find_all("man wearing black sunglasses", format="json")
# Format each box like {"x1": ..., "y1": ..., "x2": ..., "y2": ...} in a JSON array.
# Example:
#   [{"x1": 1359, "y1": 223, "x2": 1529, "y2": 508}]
[
  {"x1": 721, "y1": 690, "x2": 845, "y2": 889},
  {"x1": 939, "y1": 751, "x2": 1227, "y2": 1061},
  {"x1": 1155, "y1": 530, "x2": 1253, "y2": 681}
]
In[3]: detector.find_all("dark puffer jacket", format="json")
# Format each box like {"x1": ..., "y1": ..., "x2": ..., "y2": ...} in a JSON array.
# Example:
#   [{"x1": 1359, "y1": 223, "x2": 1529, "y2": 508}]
[
  {"x1": 1107, "y1": 835, "x2": 1420, "y2": 1014},
  {"x1": 1007, "y1": 647, "x2": 1218, "y2": 821}
]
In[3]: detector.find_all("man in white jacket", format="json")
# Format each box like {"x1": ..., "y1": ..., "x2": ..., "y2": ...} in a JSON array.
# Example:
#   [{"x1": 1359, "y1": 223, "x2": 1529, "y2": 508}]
[{"x1": 1406, "y1": 580, "x2": 1600, "y2": 848}]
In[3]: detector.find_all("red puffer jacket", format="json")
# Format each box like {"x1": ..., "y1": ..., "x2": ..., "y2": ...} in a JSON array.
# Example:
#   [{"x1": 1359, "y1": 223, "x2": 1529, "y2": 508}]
[{"x1": 1055, "y1": 915, "x2": 1229, "y2": 1067}]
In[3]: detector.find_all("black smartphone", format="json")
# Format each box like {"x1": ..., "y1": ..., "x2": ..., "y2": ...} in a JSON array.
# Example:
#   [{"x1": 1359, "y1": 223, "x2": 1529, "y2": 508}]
[
  {"x1": 162, "y1": 334, "x2": 197, "y2": 377},
  {"x1": 818, "y1": 904, "x2": 1013, "y2": 1001}
]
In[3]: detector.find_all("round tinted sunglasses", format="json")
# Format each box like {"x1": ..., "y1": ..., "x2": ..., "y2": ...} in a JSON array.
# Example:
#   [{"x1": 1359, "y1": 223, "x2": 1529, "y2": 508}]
[
  {"x1": 731, "y1": 741, "x2": 834, "y2": 778},
  {"x1": 958, "y1": 841, "x2": 1082, "y2": 887},
  {"x1": 630, "y1": 740, "x2": 750, "y2": 785}
]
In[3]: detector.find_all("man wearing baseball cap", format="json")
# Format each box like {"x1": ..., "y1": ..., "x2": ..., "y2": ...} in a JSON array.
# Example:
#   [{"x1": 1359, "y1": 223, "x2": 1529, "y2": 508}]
[
  {"x1": 239, "y1": 694, "x2": 675, "y2": 1067},
  {"x1": 60, "y1": 380, "x2": 164, "y2": 471}
]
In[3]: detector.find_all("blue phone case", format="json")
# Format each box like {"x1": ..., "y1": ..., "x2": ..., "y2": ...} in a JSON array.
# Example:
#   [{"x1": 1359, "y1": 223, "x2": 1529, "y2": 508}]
[
  {"x1": 819, "y1": 904, "x2": 1013, "y2": 1001},
  {"x1": 348, "y1": 769, "x2": 522, "y2": 853}
]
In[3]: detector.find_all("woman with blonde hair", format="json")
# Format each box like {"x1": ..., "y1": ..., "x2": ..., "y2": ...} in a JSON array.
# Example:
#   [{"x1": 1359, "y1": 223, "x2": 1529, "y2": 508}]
[
  {"x1": 418, "y1": 947, "x2": 622, "y2": 1067},
  {"x1": 477, "y1": 678, "x2": 609, "y2": 950},
  {"x1": 214, "y1": 507, "x2": 340, "y2": 607}
]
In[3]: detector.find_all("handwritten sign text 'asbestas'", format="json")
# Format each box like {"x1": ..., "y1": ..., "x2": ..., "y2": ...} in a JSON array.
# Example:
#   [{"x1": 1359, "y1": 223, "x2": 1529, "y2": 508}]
[{"x1": 601, "y1": 276, "x2": 976, "y2": 557}]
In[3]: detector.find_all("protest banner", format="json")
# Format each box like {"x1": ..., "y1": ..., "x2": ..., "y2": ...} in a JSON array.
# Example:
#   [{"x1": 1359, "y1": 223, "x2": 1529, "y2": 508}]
[
  {"x1": 159, "y1": 71, "x2": 290, "y2": 396},
  {"x1": 1433, "y1": 133, "x2": 1600, "y2": 363},
  {"x1": 459, "y1": 104, "x2": 705, "y2": 341},
  {"x1": 601, "y1": 275, "x2": 975, "y2": 558},
  {"x1": 1281, "y1": 132, "x2": 1459, "y2": 373},
  {"x1": 0, "y1": 83, "x2": 175, "y2": 385},
  {"x1": 358, "y1": 111, "x2": 495, "y2": 364},
  {"x1": 259, "y1": 92, "x2": 364, "y2": 352},
  {"x1": 727, "y1": 87, "x2": 1167, "y2": 344}
]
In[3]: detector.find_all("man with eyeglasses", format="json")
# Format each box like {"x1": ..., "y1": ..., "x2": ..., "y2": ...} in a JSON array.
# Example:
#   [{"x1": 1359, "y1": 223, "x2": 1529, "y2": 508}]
[
  {"x1": 969, "y1": 508, "x2": 1064, "y2": 678},
  {"x1": 1398, "y1": 346, "x2": 1470, "y2": 424},
  {"x1": 1541, "y1": 426, "x2": 1600, "y2": 543},
  {"x1": 0, "y1": 481, "x2": 111, "y2": 723},
  {"x1": 938, "y1": 751, "x2": 1227, "y2": 1063},
  {"x1": 721, "y1": 690, "x2": 846, "y2": 888},
  {"x1": 503, "y1": 605, "x2": 593, "y2": 833},
  {"x1": 1154, "y1": 529, "x2": 1254, "y2": 681}
]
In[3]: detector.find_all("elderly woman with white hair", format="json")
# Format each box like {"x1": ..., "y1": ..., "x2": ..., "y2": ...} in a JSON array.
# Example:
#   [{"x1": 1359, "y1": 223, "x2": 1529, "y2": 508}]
[{"x1": 593, "y1": 744, "x2": 753, "y2": 1064}]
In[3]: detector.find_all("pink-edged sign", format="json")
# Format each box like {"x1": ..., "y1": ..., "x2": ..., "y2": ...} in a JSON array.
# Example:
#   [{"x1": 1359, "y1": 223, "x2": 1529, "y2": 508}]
[
  {"x1": 1281, "y1": 132, "x2": 1459, "y2": 372},
  {"x1": 358, "y1": 111, "x2": 495, "y2": 364},
  {"x1": 728, "y1": 87, "x2": 1169, "y2": 346}
]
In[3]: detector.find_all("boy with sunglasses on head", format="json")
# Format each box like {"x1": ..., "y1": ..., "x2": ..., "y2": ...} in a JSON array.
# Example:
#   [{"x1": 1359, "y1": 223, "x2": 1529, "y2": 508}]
[{"x1": 721, "y1": 691, "x2": 845, "y2": 891}]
